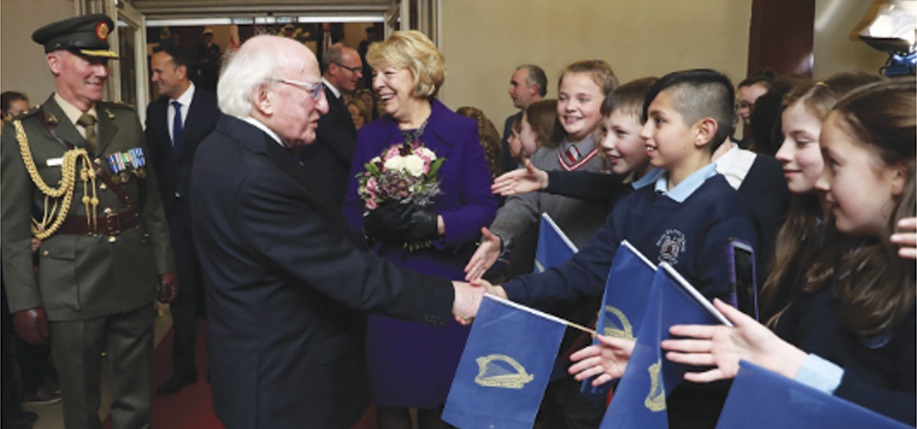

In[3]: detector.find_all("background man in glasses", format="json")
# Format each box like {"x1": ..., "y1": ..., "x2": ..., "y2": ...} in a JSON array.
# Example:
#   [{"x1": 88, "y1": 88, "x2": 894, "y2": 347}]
[{"x1": 298, "y1": 43, "x2": 363, "y2": 208}]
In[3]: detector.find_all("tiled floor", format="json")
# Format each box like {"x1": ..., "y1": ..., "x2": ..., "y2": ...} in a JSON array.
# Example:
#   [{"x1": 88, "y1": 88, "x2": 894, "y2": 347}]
[{"x1": 24, "y1": 303, "x2": 173, "y2": 429}]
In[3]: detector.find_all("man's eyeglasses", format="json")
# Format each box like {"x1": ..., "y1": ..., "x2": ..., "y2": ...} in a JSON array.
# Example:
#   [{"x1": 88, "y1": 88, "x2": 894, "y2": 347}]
[
  {"x1": 334, "y1": 63, "x2": 362, "y2": 74},
  {"x1": 271, "y1": 78, "x2": 324, "y2": 100}
]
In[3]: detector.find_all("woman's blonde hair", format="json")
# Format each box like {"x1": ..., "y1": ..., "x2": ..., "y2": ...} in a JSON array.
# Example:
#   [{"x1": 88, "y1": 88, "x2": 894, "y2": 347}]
[{"x1": 365, "y1": 31, "x2": 446, "y2": 99}]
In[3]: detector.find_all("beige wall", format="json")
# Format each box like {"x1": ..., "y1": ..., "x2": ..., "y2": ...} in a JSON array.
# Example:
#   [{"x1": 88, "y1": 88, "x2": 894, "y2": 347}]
[
  {"x1": 438, "y1": 0, "x2": 755, "y2": 131},
  {"x1": 1, "y1": 0, "x2": 75, "y2": 105},
  {"x1": 813, "y1": 0, "x2": 888, "y2": 79}
]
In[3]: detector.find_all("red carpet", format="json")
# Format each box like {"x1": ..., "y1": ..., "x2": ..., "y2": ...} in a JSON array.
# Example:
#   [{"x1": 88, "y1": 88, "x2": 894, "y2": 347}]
[{"x1": 103, "y1": 317, "x2": 376, "y2": 428}]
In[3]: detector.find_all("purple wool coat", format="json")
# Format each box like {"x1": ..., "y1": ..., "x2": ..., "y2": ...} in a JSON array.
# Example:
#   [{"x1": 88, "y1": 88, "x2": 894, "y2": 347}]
[{"x1": 343, "y1": 98, "x2": 497, "y2": 407}]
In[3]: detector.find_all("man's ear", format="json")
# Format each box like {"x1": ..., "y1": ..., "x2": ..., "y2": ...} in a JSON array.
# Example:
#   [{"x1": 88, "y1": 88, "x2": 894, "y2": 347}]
[
  {"x1": 529, "y1": 84, "x2": 539, "y2": 98},
  {"x1": 47, "y1": 53, "x2": 62, "y2": 76},
  {"x1": 251, "y1": 84, "x2": 274, "y2": 116},
  {"x1": 694, "y1": 117, "x2": 718, "y2": 149},
  {"x1": 176, "y1": 64, "x2": 188, "y2": 81}
]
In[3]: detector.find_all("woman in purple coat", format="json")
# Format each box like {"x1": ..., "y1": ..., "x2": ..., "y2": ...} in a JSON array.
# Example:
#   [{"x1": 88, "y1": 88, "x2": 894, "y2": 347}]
[{"x1": 342, "y1": 31, "x2": 497, "y2": 429}]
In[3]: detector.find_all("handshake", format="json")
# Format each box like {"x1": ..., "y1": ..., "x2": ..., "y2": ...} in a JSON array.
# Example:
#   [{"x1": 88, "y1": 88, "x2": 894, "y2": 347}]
[{"x1": 449, "y1": 279, "x2": 507, "y2": 326}]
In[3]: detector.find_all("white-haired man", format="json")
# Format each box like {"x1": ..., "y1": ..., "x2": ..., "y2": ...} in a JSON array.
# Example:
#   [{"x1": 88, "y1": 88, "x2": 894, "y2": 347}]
[{"x1": 189, "y1": 35, "x2": 483, "y2": 429}]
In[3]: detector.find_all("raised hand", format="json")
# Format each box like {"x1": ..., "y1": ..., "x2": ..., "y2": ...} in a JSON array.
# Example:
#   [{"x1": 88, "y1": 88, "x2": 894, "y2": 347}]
[
  {"x1": 568, "y1": 335, "x2": 636, "y2": 386},
  {"x1": 452, "y1": 280, "x2": 485, "y2": 326},
  {"x1": 464, "y1": 227, "x2": 501, "y2": 281},
  {"x1": 661, "y1": 298, "x2": 808, "y2": 383},
  {"x1": 891, "y1": 217, "x2": 917, "y2": 260},
  {"x1": 490, "y1": 159, "x2": 548, "y2": 197}
]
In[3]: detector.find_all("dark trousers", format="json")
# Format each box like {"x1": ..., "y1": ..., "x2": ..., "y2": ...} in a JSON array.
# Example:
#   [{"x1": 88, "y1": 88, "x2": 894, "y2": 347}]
[
  {"x1": 167, "y1": 200, "x2": 203, "y2": 370},
  {"x1": 50, "y1": 304, "x2": 155, "y2": 429}
]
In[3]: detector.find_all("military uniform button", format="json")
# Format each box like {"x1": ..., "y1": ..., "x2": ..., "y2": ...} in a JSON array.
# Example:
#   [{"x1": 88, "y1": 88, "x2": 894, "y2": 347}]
[
  {"x1": 42, "y1": 251, "x2": 49, "y2": 258},
  {"x1": 99, "y1": 183, "x2": 107, "y2": 191},
  {"x1": 104, "y1": 207, "x2": 112, "y2": 214},
  {"x1": 94, "y1": 158, "x2": 101, "y2": 164},
  {"x1": 108, "y1": 236, "x2": 117, "y2": 243}
]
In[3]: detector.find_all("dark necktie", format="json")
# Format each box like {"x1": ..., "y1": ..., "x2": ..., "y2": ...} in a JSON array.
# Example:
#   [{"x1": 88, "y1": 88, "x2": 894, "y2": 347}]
[
  {"x1": 172, "y1": 100, "x2": 183, "y2": 157},
  {"x1": 77, "y1": 113, "x2": 98, "y2": 154}
]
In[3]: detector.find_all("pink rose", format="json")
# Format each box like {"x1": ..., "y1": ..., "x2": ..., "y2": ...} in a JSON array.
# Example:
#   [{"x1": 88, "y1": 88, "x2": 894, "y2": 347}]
[
  {"x1": 365, "y1": 198, "x2": 378, "y2": 210},
  {"x1": 366, "y1": 177, "x2": 378, "y2": 192},
  {"x1": 384, "y1": 145, "x2": 401, "y2": 161}
]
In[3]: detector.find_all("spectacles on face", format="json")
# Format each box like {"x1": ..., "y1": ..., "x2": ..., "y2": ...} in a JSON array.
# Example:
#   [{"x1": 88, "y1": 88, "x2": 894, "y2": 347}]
[
  {"x1": 334, "y1": 63, "x2": 362, "y2": 74},
  {"x1": 271, "y1": 78, "x2": 324, "y2": 100}
]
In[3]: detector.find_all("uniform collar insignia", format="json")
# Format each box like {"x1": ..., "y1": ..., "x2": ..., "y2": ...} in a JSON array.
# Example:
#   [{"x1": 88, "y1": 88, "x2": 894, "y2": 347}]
[
  {"x1": 46, "y1": 113, "x2": 58, "y2": 124},
  {"x1": 105, "y1": 108, "x2": 114, "y2": 119}
]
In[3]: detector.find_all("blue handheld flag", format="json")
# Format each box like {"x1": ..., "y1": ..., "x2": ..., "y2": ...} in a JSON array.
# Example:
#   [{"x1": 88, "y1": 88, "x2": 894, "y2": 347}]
[
  {"x1": 716, "y1": 361, "x2": 911, "y2": 429},
  {"x1": 534, "y1": 213, "x2": 578, "y2": 273},
  {"x1": 443, "y1": 294, "x2": 569, "y2": 429},
  {"x1": 601, "y1": 263, "x2": 730, "y2": 429},
  {"x1": 582, "y1": 240, "x2": 657, "y2": 394}
]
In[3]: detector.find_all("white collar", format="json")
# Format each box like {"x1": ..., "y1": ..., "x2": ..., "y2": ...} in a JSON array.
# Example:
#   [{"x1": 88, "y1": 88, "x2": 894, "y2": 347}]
[
  {"x1": 171, "y1": 82, "x2": 195, "y2": 107},
  {"x1": 321, "y1": 77, "x2": 341, "y2": 99},
  {"x1": 242, "y1": 116, "x2": 284, "y2": 147}
]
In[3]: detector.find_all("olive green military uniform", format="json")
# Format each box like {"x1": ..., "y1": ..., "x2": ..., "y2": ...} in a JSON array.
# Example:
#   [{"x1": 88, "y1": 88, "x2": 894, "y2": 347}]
[
  {"x1": 1, "y1": 94, "x2": 175, "y2": 428},
  {"x1": 1, "y1": 15, "x2": 176, "y2": 428}
]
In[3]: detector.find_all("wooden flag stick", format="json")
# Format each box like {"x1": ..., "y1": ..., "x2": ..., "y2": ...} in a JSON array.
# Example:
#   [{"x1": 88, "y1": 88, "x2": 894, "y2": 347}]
[{"x1": 566, "y1": 321, "x2": 597, "y2": 337}]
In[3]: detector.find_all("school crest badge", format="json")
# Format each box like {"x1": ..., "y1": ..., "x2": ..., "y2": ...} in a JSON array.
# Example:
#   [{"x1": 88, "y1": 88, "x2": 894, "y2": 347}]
[{"x1": 656, "y1": 229, "x2": 686, "y2": 265}]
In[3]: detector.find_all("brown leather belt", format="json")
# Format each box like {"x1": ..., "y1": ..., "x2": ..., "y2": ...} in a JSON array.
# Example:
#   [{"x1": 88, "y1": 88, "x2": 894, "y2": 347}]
[{"x1": 57, "y1": 207, "x2": 141, "y2": 235}]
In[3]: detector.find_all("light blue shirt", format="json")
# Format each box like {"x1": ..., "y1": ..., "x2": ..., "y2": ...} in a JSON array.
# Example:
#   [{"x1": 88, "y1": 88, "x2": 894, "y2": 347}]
[
  {"x1": 796, "y1": 354, "x2": 845, "y2": 394},
  {"x1": 654, "y1": 162, "x2": 718, "y2": 203},
  {"x1": 632, "y1": 167, "x2": 664, "y2": 190}
]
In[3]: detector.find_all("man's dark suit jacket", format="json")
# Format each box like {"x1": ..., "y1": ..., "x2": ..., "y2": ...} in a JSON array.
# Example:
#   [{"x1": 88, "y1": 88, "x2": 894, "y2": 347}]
[
  {"x1": 145, "y1": 87, "x2": 219, "y2": 211},
  {"x1": 299, "y1": 85, "x2": 357, "y2": 208},
  {"x1": 190, "y1": 114, "x2": 454, "y2": 429}
]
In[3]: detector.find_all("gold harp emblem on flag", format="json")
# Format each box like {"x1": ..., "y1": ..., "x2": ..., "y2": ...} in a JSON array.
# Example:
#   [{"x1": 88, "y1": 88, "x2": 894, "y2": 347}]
[
  {"x1": 474, "y1": 354, "x2": 534, "y2": 389},
  {"x1": 644, "y1": 359, "x2": 666, "y2": 412},
  {"x1": 603, "y1": 306, "x2": 635, "y2": 340}
]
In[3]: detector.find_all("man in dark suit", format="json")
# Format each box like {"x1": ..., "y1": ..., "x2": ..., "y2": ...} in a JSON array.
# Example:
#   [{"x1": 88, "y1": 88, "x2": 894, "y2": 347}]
[
  {"x1": 298, "y1": 44, "x2": 362, "y2": 208},
  {"x1": 145, "y1": 44, "x2": 219, "y2": 396},
  {"x1": 1, "y1": 15, "x2": 177, "y2": 429},
  {"x1": 190, "y1": 35, "x2": 482, "y2": 429}
]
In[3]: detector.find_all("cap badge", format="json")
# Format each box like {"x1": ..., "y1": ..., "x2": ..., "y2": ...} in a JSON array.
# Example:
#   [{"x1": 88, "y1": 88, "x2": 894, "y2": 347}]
[{"x1": 96, "y1": 22, "x2": 109, "y2": 41}]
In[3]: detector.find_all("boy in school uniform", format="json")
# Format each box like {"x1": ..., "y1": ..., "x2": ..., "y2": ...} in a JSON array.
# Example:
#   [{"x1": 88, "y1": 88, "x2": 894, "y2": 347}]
[
  {"x1": 477, "y1": 68, "x2": 758, "y2": 428},
  {"x1": 482, "y1": 68, "x2": 757, "y2": 307}
]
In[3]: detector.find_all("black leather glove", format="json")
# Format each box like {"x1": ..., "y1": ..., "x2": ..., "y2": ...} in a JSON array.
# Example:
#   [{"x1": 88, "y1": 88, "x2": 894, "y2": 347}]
[
  {"x1": 363, "y1": 203, "x2": 414, "y2": 242},
  {"x1": 406, "y1": 206, "x2": 440, "y2": 243}
]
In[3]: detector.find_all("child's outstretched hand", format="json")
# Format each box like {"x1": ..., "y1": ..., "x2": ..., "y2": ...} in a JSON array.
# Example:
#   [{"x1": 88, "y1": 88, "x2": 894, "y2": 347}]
[
  {"x1": 464, "y1": 227, "x2": 502, "y2": 281},
  {"x1": 661, "y1": 298, "x2": 808, "y2": 383},
  {"x1": 891, "y1": 217, "x2": 917, "y2": 260},
  {"x1": 568, "y1": 334, "x2": 635, "y2": 386},
  {"x1": 491, "y1": 159, "x2": 548, "y2": 196}
]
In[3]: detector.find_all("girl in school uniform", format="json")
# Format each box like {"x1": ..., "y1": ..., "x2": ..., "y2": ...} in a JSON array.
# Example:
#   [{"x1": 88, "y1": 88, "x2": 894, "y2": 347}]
[{"x1": 661, "y1": 77, "x2": 916, "y2": 425}]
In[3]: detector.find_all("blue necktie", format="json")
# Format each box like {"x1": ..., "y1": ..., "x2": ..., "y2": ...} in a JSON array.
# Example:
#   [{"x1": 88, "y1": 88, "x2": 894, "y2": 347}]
[{"x1": 172, "y1": 100, "x2": 183, "y2": 157}]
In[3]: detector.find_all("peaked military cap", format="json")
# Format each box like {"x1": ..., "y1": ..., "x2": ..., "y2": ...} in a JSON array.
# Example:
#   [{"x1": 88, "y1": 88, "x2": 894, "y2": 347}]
[{"x1": 32, "y1": 14, "x2": 119, "y2": 59}]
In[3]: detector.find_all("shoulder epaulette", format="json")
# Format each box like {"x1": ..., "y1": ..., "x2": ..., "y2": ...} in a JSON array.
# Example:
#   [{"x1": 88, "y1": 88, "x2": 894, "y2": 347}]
[
  {"x1": 10, "y1": 106, "x2": 41, "y2": 120},
  {"x1": 102, "y1": 100, "x2": 135, "y2": 110}
]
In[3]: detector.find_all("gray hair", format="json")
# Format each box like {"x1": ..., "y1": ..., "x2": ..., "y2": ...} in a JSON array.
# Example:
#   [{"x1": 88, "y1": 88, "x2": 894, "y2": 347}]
[
  {"x1": 321, "y1": 44, "x2": 344, "y2": 72},
  {"x1": 218, "y1": 35, "x2": 310, "y2": 118},
  {"x1": 516, "y1": 64, "x2": 548, "y2": 97}
]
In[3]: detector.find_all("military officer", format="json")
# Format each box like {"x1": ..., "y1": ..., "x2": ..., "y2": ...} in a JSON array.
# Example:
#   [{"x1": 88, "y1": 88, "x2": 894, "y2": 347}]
[{"x1": 0, "y1": 14, "x2": 177, "y2": 429}]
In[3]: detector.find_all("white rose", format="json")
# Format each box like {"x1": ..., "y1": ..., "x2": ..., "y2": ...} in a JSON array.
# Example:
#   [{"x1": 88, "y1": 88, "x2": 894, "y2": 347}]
[
  {"x1": 421, "y1": 147, "x2": 436, "y2": 160},
  {"x1": 384, "y1": 156, "x2": 405, "y2": 171},
  {"x1": 404, "y1": 155, "x2": 426, "y2": 177}
]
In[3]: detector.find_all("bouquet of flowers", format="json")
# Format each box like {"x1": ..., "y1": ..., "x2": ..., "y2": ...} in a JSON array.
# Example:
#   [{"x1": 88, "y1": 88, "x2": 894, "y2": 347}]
[{"x1": 357, "y1": 140, "x2": 444, "y2": 212}]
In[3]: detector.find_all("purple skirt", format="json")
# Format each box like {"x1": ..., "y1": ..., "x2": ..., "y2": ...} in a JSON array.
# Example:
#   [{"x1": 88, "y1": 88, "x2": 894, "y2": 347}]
[
  {"x1": 366, "y1": 314, "x2": 470, "y2": 408},
  {"x1": 366, "y1": 244, "x2": 472, "y2": 408}
]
